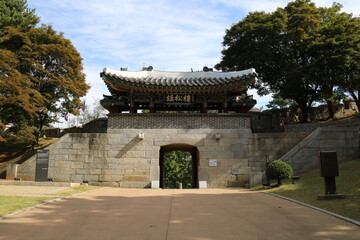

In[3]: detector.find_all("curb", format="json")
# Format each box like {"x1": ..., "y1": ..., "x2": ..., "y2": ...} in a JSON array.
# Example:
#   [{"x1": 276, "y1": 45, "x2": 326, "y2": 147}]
[
  {"x1": 265, "y1": 192, "x2": 360, "y2": 226},
  {"x1": 0, "y1": 187, "x2": 105, "y2": 220}
]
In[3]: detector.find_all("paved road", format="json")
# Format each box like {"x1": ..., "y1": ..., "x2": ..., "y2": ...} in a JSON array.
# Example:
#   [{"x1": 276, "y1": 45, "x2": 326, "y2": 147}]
[{"x1": 0, "y1": 188, "x2": 359, "y2": 240}]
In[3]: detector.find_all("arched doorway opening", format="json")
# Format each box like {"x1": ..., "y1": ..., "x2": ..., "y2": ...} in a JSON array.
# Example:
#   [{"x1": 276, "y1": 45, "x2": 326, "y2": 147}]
[{"x1": 159, "y1": 144, "x2": 199, "y2": 188}]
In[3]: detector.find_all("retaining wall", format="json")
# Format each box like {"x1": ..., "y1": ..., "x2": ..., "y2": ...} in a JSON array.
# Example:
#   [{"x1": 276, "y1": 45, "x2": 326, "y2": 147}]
[{"x1": 280, "y1": 127, "x2": 360, "y2": 173}]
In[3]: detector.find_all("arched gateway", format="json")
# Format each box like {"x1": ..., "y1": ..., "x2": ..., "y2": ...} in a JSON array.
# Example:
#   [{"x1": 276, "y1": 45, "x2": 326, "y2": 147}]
[{"x1": 159, "y1": 144, "x2": 199, "y2": 189}]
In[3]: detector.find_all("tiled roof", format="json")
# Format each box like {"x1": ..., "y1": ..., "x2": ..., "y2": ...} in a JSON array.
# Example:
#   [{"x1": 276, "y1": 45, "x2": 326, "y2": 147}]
[{"x1": 101, "y1": 68, "x2": 257, "y2": 87}]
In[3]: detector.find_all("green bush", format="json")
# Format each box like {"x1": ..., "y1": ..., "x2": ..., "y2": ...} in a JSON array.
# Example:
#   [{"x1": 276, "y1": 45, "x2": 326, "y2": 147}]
[{"x1": 266, "y1": 160, "x2": 293, "y2": 185}]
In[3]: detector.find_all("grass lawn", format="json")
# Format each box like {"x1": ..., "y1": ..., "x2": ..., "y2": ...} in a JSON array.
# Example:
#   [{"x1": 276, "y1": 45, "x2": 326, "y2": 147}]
[
  {"x1": 0, "y1": 196, "x2": 54, "y2": 216},
  {"x1": 259, "y1": 159, "x2": 360, "y2": 221},
  {"x1": 0, "y1": 185, "x2": 100, "y2": 217}
]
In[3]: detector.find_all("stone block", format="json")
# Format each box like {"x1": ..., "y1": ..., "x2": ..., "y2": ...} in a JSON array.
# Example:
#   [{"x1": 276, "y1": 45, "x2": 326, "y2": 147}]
[
  {"x1": 199, "y1": 151, "x2": 216, "y2": 159},
  {"x1": 151, "y1": 181, "x2": 159, "y2": 189},
  {"x1": 6, "y1": 164, "x2": 19, "y2": 179},
  {"x1": 59, "y1": 168, "x2": 75, "y2": 174},
  {"x1": 234, "y1": 151, "x2": 247, "y2": 158},
  {"x1": 120, "y1": 151, "x2": 146, "y2": 158},
  {"x1": 61, "y1": 143, "x2": 73, "y2": 149},
  {"x1": 122, "y1": 175, "x2": 149, "y2": 182},
  {"x1": 227, "y1": 179, "x2": 245, "y2": 187},
  {"x1": 231, "y1": 164, "x2": 251, "y2": 175},
  {"x1": 71, "y1": 162, "x2": 84, "y2": 168},
  {"x1": 150, "y1": 166, "x2": 159, "y2": 181},
  {"x1": 75, "y1": 169, "x2": 89, "y2": 175},
  {"x1": 54, "y1": 154, "x2": 69, "y2": 161},
  {"x1": 154, "y1": 138, "x2": 204, "y2": 147},
  {"x1": 99, "y1": 174, "x2": 122, "y2": 182},
  {"x1": 249, "y1": 172, "x2": 263, "y2": 187},
  {"x1": 209, "y1": 180, "x2": 228, "y2": 188},
  {"x1": 84, "y1": 174, "x2": 99, "y2": 181},
  {"x1": 90, "y1": 169, "x2": 101, "y2": 175},
  {"x1": 145, "y1": 151, "x2": 159, "y2": 159},
  {"x1": 199, "y1": 181, "x2": 207, "y2": 188},
  {"x1": 119, "y1": 182, "x2": 150, "y2": 188},
  {"x1": 70, "y1": 175, "x2": 85, "y2": 183}
]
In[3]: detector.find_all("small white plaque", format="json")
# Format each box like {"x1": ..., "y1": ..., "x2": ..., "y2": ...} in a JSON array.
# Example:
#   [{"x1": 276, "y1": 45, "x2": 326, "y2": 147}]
[
  {"x1": 209, "y1": 159, "x2": 218, "y2": 167},
  {"x1": 199, "y1": 181, "x2": 207, "y2": 189}
]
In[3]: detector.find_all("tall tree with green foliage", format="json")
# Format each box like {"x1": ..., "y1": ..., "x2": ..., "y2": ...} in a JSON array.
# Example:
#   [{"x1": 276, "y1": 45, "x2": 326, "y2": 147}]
[
  {"x1": 0, "y1": 0, "x2": 89, "y2": 146},
  {"x1": 0, "y1": 0, "x2": 39, "y2": 29},
  {"x1": 266, "y1": 94, "x2": 295, "y2": 109},
  {"x1": 217, "y1": 0, "x2": 359, "y2": 122},
  {"x1": 164, "y1": 151, "x2": 192, "y2": 188}
]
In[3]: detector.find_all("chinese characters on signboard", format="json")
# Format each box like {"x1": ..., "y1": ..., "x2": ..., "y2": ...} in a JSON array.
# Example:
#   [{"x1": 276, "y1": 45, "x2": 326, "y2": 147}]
[{"x1": 166, "y1": 94, "x2": 191, "y2": 103}]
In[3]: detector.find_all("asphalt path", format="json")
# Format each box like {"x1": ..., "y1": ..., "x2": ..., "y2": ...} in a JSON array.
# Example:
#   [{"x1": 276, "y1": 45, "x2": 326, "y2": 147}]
[{"x1": 0, "y1": 188, "x2": 359, "y2": 240}]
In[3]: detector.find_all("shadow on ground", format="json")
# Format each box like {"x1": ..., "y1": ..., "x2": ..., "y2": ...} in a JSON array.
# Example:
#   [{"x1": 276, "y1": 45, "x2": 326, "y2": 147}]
[{"x1": 0, "y1": 188, "x2": 359, "y2": 240}]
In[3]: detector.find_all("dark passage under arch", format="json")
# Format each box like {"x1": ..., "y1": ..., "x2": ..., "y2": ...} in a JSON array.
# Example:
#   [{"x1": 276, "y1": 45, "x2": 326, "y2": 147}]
[{"x1": 159, "y1": 144, "x2": 199, "y2": 188}]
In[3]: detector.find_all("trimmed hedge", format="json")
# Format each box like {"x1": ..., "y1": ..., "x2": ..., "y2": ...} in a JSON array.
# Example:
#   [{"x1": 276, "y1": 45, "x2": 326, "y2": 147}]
[{"x1": 266, "y1": 160, "x2": 293, "y2": 185}]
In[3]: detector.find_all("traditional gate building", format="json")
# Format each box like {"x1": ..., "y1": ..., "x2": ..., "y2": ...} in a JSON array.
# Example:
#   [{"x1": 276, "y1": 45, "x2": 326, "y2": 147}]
[
  {"x1": 98, "y1": 67, "x2": 258, "y2": 188},
  {"x1": 14, "y1": 67, "x2": 360, "y2": 187}
]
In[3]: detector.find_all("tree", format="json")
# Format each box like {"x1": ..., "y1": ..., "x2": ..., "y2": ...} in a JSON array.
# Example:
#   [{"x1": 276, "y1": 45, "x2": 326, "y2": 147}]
[
  {"x1": 68, "y1": 100, "x2": 108, "y2": 127},
  {"x1": 0, "y1": 0, "x2": 39, "y2": 144},
  {"x1": 0, "y1": 0, "x2": 39, "y2": 29},
  {"x1": 309, "y1": 5, "x2": 360, "y2": 117},
  {"x1": 0, "y1": 1, "x2": 90, "y2": 146},
  {"x1": 266, "y1": 94, "x2": 295, "y2": 109},
  {"x1": 217, "y1": 0, "x2": 359, "y2": 122},
  {"x1": 164, "y1": 151, "x2": 192, "y2": 188},
  {"x1": 266, "y1": 160, "x2": 293, "y2": 185}
]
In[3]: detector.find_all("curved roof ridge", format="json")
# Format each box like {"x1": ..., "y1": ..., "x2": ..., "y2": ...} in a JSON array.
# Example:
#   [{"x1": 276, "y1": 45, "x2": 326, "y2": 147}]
[{"x1": 102, "y1": 68, "x2": 256, "y2": 79}]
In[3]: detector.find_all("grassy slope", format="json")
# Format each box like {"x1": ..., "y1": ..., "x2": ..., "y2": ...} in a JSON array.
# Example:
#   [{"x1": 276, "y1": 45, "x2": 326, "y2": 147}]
[{"x1": 265, "y1": 159, "x2": 360, "y2": 221}]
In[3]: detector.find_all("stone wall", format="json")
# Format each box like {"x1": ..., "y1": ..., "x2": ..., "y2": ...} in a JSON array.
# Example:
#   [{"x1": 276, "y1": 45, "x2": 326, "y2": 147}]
[
  {"x1": 108, "y1": 113, "x2": 250, "y2": 129},
  {"x1": 251, "y1": 101, "x2": 359, "y2": 132},
  {"x1": 16, "y1": 114, "x2": 359, "y2": 188},
  {"x1": 40, "y1": 118, "x2": 107, "y2": 138},
  {"x1": 284, "y1": 117, "x2": 360, "y2": 132},
  {"x1": 280, "y1": 127, "x2": 359, "y2": 173},
  {"x1": 16, "y1": 128, "x2": 307, "y2": 188}
]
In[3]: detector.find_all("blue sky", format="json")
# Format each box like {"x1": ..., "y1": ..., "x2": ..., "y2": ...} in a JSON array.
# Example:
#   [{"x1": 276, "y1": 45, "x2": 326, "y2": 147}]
[{"x1": 26, "y1": 0, "x2": 360, "y2": 116}]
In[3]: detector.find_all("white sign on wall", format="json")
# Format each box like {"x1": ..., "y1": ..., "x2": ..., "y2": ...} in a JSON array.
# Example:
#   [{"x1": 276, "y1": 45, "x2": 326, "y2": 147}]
[{"x1": 209, "y1": 159, "x2": 218, "y2": 167}]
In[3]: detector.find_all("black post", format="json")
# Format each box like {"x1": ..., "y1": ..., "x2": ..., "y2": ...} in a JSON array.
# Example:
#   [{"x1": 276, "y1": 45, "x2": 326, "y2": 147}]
[
  {"x1": 317, "y1": 151, "x2": 345, "y2": 200},
  {"x1": 324, "y1": 177, "x2": 336, "y2": 195}
]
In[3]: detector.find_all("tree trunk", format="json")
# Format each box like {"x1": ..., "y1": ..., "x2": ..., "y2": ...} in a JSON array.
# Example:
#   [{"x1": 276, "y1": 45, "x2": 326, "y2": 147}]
[
  {"x1": 298, "y1": 103, "x2": 309, "y2": 123},
  {"x1": 326, "y1": 100, "x2": 335, "y2": 119},
  {"x1": 34, "y1": 114, "x2": 48, "y2": 147}
]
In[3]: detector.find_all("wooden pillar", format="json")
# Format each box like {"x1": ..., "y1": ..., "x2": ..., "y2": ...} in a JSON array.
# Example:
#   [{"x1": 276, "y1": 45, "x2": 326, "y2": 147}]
[
  {"x1": 150, "y1": 102, "x2": 156, "y2": 113},
  {"x1": 202, "y1": 101, "x2": 208, "y2": 113},
  {"x1": 129, "y1": 100, "x2": 136, "y2": 113},
  {"x1": 223, "y1": 101, "x2": 229, "y2": 113}
]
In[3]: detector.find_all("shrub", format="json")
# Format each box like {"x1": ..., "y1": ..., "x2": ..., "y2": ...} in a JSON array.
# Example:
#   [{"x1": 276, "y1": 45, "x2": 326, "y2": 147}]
[{"x1": 266, "y1": 160, "x2": 293, "y2": 185}]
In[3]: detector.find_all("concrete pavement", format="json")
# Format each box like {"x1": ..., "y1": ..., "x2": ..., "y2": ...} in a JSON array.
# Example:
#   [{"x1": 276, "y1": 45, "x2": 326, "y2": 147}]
[{"x1": 0, "y1": 188, "x2": 359, "y2": 240}]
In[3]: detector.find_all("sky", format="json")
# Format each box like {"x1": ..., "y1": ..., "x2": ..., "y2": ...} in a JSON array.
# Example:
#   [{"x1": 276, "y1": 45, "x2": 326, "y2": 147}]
[{"x1": 26, "y1": 0, "x2": 360, "y2": 121}]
